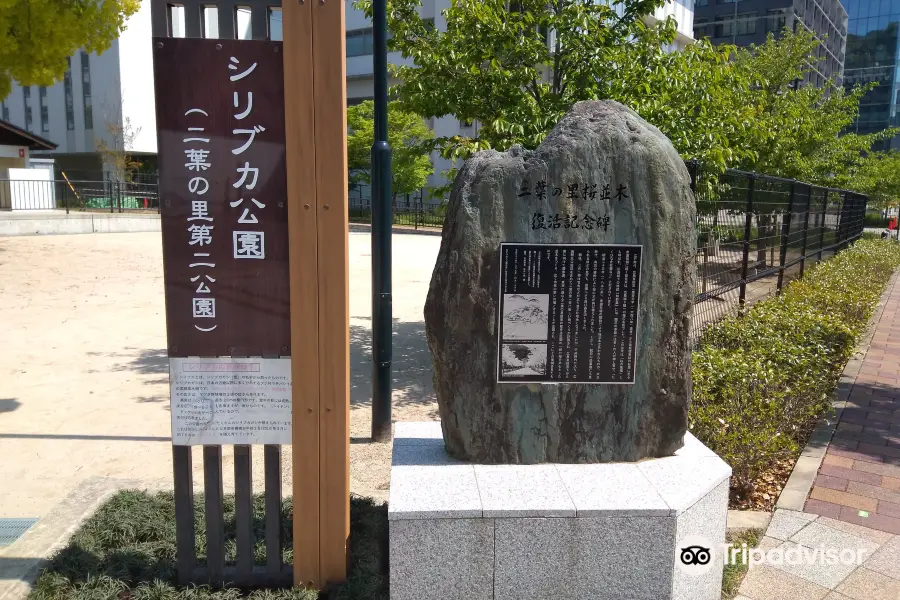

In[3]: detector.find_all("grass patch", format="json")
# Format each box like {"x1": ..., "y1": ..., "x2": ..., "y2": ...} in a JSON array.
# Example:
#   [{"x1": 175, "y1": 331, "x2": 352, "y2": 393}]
[
  {"x1": 690, "y1": 238, "x2": 900, "y2": 508},
  {"x1": 721, "y1": 529, "x2": 763, "y2": 599},
  {"x1": 29, "y1": 491, "x2": 387, "y2": 600}
]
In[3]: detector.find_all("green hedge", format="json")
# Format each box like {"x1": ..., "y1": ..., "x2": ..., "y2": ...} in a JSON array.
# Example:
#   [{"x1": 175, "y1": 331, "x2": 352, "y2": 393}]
[{"x1": 689, "y1": 239, "x2": 900, "y2": 493}]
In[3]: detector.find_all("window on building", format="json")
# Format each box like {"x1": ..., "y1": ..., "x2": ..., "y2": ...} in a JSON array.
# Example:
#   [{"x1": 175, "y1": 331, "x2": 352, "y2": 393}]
[
  {"x1": 39, "y1": 86, "x2": 49, "y2": 132},
  {"x1": 694, "y1": 18, "x2": 709, "y2": 37},
  {"x1": 737, "y1": 12, "x2": 758, "y2": 35},
  {"x1": 719, "y1": 0, "x2": 735, "y2": 5},
  {"x1": 696, "y1": 0, "x2": 708, "y2": 7},
  {"x1": 23, "y1": 87, "x2": 33, "y2": 131},
  {"x1": 1, "y1": 100, "x2": 8, "y2": 121},
  {"x1": 63, "y1": 57, "x2": 75, "y2": 131},
  {"x1": 715, "y1": 17, "x2": 736, "y2": 37},
  {"x1": 81, "y1": 51, "x2": 93, "y2": 130},
  {"x1": 346, "y1": 28, "x2": 374, "y2": 57},
  {"x1": 767, "y1": 9, "x2": 786, "y2": 32}
]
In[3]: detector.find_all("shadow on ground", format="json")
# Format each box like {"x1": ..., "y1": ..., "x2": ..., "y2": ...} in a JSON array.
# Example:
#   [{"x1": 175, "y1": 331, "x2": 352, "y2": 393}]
[
  {"x1": 350, "y1": 320, "x2": 435, "y2": 410},
  {"x1": 0, "y1": 398, "x2": 21, "y2": 413}
]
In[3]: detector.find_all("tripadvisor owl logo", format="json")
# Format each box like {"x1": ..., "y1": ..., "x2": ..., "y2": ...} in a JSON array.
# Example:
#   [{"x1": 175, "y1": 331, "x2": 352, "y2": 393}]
[{"x1": 676, "y1": 535, "x2": 716, "y2": 576}]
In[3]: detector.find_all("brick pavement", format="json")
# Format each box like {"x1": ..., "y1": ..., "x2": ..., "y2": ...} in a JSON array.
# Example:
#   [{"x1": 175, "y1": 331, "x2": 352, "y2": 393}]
[{"x1": 803, "y1": 275, "x2": 900, "y2": 534}]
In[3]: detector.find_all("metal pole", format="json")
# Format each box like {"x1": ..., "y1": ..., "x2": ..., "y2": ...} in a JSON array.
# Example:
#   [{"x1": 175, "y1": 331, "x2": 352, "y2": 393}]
[
  {"x1": 818, "y1": 189, "x2": 827, "y2": 262},
  {"x1": 776, "y1": 182, "x2": 795, "y2": 293},
  {"x1": 799, "y1": 185, "x2": 812, "y2": 278},
  {"x1": 739, "y1": 175, "x2": 755, "y2": 306},
  {"x1": 371, "y1": 0, "x2": 393, "y2": 442}
]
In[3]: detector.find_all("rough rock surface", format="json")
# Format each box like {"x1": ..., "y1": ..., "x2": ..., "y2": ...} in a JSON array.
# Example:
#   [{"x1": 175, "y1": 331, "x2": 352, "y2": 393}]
[{"x1": 424, "y1": 100, "x2": 696, "y2": 464}]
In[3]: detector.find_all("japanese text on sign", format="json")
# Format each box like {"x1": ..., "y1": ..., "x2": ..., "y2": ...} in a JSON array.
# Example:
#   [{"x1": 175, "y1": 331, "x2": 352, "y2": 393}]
[
  {"x1": 170, "y1": 357, "x2": 292, "y2": 446},
  {"x1": 496, "y1": 243, "x2": 642, "y2": 384}
]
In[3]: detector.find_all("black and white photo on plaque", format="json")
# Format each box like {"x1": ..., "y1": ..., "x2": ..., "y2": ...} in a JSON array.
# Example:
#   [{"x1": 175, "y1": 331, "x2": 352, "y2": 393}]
[{"x1": 496, "y1": 243, "x2": 642, "y2": 384}]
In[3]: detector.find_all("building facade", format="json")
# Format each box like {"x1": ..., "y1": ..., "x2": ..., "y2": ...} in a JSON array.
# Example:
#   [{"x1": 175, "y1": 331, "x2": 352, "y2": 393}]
[
  {"x1": 842, "y1": 0, "x2": 900, "y2": 149},
  {"x1": 0, "y1": 1, "x2": 157, "y2": 178},
  {"x1": 693, "y1": 0, "x2": 848, "y2": 87}
]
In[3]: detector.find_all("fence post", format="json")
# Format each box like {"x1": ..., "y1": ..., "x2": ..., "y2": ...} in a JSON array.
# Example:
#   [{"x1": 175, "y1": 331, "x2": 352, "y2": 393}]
[
  {"x1": 799, "y1": 185, "x2": 812, "y2": 278},
  {"x1": 776, "y1": 182, "x2": 795, "y2": 293},
  {"x1": 818, "y1": 189, "x2": 827, "y2": 262},
  {"x1": 109, "y1": 177, "x2": 114, "y2": 214},
  {"x1": 64, "y1": 182, "x2": 70, "y2": 215},
  {"x1": 739, "y1": 175, "x2": 755, "y2": 306}
]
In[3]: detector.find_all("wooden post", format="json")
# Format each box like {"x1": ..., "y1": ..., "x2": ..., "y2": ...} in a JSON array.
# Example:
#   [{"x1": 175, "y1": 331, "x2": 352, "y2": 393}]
[
  {"x1": 284, "y1": 0, "x2": 350, "y2": 588},
  {"x1": 311, "y1": 0, "x2": 350, "y2": 585},
  {"x1": 283, "y1": 0, "x2": 324, "y2": 589}
]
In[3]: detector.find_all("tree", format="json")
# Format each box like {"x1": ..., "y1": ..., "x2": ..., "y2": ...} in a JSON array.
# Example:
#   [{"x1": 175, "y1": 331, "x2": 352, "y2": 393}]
[
  {"x1": 346, "y1": 100, "x2": 435, "y2": 202},
  {"x1": 96, "y1": 115, "x2": 142, "y2": 181},
  {"x1": 355, "y1": 0, "x2": 679, "y2": 160},
  {"x1": 0, "y1": 0, "x2": 140, "y2": 100},
  {"x1": 845, "y1": 151, "x2": 900, "y2": 210}
]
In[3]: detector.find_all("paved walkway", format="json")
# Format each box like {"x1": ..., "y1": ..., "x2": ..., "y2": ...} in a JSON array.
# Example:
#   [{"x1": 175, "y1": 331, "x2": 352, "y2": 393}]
[
  {"x1": 803, "y1": 276, "x2": 900, "y2": 535},
  {"x1": 737, "y1": 508, "x2": 900, "y2": 600}
]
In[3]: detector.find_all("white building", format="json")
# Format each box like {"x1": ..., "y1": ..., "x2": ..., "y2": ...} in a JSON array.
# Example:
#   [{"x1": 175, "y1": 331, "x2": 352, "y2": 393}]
[{"x1": 0, "y1": 1, "x2": 157, "y2": 178}]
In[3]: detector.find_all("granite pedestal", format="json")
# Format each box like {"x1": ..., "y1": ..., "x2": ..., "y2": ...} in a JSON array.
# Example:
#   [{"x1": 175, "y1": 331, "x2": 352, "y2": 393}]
[{"x1": 388, "y1": 422, "x2": 731, "y2": 600}]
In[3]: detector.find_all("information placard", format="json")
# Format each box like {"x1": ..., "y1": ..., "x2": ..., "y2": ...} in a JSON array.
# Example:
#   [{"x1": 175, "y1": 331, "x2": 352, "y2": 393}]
[
  {"x1": 497, "y1": 243, "x2": 642, "y2": 384},
  {"x1": 169, "y1": 357, "x2": 292, "y2": 445}
]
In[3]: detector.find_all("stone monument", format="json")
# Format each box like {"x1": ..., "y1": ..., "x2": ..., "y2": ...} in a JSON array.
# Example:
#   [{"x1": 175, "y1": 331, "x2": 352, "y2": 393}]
[
  {"x1": 424, "y1": 100, "x2": 696, "y2": 464},
  {"x1": 389, "y1": 101, "x2": 731, "y2": 600}
]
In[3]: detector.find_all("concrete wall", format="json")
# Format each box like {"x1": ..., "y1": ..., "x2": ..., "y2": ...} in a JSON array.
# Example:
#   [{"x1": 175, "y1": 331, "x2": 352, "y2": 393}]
[{"x1": 0, "y1": 213, "x2": 161, "y2": 236}]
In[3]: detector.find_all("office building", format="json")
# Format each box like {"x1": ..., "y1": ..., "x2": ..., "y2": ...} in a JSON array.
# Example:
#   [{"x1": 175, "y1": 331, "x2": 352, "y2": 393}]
[
  {"x1": 0, "y1": 1, "x2": 157, "y2": 177},
  {"x1": 693, "y1": 0, "x2": 848, "y2": 87},
  {"x1": 842, "y1": 0, "x2": 900, "y2": 149}
]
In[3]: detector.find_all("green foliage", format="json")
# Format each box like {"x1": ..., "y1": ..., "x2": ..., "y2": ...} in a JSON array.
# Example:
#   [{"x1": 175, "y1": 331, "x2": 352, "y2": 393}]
[
  {"x1": 354, "y1": 0, "x2": 678, "y2": 168},
  {"x1": 845, "y1": 151, "x2": 900, "y2": 210},
  {"x1": 346, "y1": 100, "x2": 434, "y2": 199},
  {"x1": 690, "y1": 239, "x2": 900, "y2": 492},
  {"x1": 0, "y1": 0, "x2": 140, "y2": 100},
  {"x1": 30, "y1": 491, "x2": 388, "y2": 600}
]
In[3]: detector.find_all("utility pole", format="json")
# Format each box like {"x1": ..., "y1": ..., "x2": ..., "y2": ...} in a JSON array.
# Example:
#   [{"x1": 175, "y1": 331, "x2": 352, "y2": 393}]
[{"x1": 371, "y1": 0, "x2": 393, "y2": 441}]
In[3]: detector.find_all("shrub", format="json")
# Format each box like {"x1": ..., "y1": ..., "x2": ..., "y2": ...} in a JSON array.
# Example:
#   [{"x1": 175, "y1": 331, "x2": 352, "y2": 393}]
[{"x1": 689, "y1": 239, "x2": 900, "y2": 493}]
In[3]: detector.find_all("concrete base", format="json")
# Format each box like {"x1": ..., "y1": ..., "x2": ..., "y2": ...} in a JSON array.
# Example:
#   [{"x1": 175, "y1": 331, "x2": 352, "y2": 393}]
[{"x1": 389, "y1": 422, "x2": 732, "y2": 600}]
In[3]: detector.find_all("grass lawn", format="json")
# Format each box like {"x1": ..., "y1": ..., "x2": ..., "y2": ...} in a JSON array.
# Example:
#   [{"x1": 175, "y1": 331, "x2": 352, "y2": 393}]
[{"x1": 29, "y1": 491, "x2": 387, "y2": 600}]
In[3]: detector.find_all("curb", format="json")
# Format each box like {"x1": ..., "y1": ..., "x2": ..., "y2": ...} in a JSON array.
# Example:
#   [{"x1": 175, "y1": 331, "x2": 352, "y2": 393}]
[
  {"x1": 349, "y1": 222, "x2": 442, "y2": 237},
  {"x1": 775, "y1": 269, "x2": 900, "y2": 512},
  {"x1": 0, "y1": 477, "x2": 163, "y2": 600}
]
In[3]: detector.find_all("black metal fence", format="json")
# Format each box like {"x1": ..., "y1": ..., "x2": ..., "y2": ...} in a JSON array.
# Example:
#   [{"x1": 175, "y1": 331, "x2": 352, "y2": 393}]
[
  {"x1": 688, "y1": 161, "x2": 868, "y2": 344},
  {"x1": 349, "y1": 184, "x2": 444, "y2": 229},
  {"x1": 0, "y1": 177, "x2": 160, "y2": 212}
]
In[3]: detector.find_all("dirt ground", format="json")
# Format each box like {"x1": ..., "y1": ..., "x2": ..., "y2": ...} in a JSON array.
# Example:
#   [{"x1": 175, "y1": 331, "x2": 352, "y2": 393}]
[{"x1": 0, "y1": 231, "x2": 440, "y2": 519}]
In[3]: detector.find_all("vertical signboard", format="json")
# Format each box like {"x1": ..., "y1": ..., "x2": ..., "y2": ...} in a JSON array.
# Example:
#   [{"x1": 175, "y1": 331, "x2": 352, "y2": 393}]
[
  {"x1": 497, "y1": 243, "x2": 642, "y2": 384},
  {"x1": 155, "y1": 38, "x2": 290, "y2": 360},
  {"x1": 154, "y1": 38, "x2": 292, "y2": 445}
]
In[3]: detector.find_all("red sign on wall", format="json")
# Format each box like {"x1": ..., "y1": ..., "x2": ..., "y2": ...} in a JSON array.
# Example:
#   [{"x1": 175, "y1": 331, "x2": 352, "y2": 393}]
[{"x1": 153, "y1": 38, "x2": 290, "y2": 358}]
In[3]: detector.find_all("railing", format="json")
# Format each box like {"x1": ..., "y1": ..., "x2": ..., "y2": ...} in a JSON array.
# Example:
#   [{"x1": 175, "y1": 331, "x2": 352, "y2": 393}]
[
  {"x1": 687, "y1": 161, "x2": 867, "y2": 344},
  {"x1": 349, "y1": 184, "x2": 445, "y2": 230},
  {"x1": 0, "y1": 178, "x2": 160, "y2": 213}
]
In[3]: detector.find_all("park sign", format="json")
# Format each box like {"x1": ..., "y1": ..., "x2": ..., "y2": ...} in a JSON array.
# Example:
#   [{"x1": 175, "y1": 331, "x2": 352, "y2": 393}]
[
  {"x1": 155, "y1": 38, "x2": 290, "y2": 359},
  {"x1": 151, "y1": 0, "x2": 351, "y2": 589},
  {"x1": 154, "y1": 38, "x2": 291, "y2": 446}
]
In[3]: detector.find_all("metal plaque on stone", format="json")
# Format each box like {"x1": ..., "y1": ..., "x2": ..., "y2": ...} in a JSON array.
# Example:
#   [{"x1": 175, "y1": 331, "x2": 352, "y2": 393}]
[{"x1": 496, "y1": 243, "x2": 642, "y2": 384}]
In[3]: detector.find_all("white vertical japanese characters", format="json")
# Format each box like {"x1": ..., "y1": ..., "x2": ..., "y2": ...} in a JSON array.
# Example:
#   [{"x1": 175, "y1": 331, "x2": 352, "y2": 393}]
[
  {"x1": 184, "y1": 107, "x2": 217, "y2": 332},
  {"x1": 229, "y1": 55, "x2": 267, "y2": 261}
]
